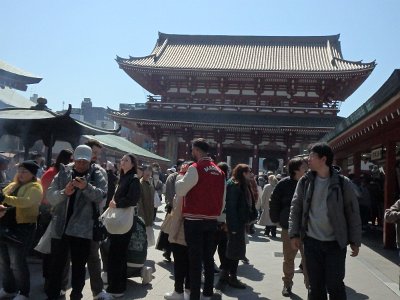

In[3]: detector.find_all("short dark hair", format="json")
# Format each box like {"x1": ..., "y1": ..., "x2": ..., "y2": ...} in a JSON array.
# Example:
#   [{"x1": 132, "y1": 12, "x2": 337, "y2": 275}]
[
  {"x1": 176, "y1": 159, "x2": 185, "y2": 169},
  {"x1": 192, "y1": 138, "x2": 209, "y2": 154},
  {"x1": 288, "y1": 157, "x2": 306, "y2": 178},
  {"x1": 308, "y1": 142, "x2": 334, "y2": 167},
  {"x1": 55, "y1": 149, "x2": 73, "y2": 170},
  {"x1": 85, "y1": 139, "x2": 102, "y2": 149},
  {"x1": 217, "y1": 162, "x2": 229, "y2": 180}
]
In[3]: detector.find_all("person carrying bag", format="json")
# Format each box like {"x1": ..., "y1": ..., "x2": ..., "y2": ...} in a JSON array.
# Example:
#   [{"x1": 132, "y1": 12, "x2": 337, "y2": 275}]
[{"x1": 104, "y1": 153, "x2": 141, "y2": 298}]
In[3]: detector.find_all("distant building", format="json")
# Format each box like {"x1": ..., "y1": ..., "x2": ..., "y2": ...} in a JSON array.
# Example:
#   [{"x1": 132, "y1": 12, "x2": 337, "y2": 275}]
[{"x1": 58, "y1": 98, "x2": 115, "y2": 130}]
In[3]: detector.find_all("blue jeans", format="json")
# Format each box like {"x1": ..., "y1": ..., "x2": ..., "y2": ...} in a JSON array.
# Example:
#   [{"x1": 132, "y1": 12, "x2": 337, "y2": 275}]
[
  {"x1": 0, "y1": 223, "x2": 35, "y2": 297},
  {"x1": 304, "y1": 236, "x2": 347, "y2": 300},
  {"x1": 184, "y1": 219, "x2": 217, "y2": 300}
]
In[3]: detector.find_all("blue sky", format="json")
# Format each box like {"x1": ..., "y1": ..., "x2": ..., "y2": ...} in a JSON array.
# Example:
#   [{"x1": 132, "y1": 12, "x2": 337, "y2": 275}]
[{"x1": 1, "y1": 0, "x2": 399, "y2": 117}]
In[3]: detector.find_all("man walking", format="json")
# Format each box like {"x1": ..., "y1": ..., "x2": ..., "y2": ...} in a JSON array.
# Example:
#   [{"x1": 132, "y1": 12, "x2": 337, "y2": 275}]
[
  {"x1": 176, "y1": 138, "x2": 225, "y2": 300},
  {"x1": 270, "y1": 157, "x2": 308, "y2": 296},
  {"x1": 289, "y1": 143, "x2": 361, "y2": 300}
]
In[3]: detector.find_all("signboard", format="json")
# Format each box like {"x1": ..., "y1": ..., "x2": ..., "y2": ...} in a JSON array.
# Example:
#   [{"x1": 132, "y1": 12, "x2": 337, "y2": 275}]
[{"x1": 371, "y1": 148, "x2": 382, "y2": 160}]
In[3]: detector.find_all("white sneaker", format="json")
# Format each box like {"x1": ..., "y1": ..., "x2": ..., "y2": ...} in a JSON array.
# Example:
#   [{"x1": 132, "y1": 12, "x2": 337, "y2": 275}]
[
  {"x1": 101, "y1": 271, "x2": 108, "y2": 284},
  {"x1": 93, "y1": 290, "x2": 113, "y2": 300},
  {"x1": 141, "y1": 266, "x2": 153, "y2": 285},
  {"x1": 13, "y1": 294, "x2": 29, "y2": 300},
  {"x1": 164, "y1": 291, "x2": 184, "y2": 300},
  {"x1": 0, "y1": 288, "x2": 17, "y2": 298},
  {"x1": 294, "y1": 267, "x2": 303, "y2": 273}
]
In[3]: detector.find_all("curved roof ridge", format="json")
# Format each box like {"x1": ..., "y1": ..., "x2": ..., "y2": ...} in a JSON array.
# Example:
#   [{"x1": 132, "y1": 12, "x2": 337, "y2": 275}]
[
  {"x1": 332, "y1": 56, "x2": 376, "y2": 68},
  {"x1": 158, "y1": 31, "x2": 341, "y2": 43},
  {"x1": 0, "y1": 59, "x2": 41, "y2": 79},
  {"x1": 116, "y1": 54, "x2": 155, "y2": 63}
]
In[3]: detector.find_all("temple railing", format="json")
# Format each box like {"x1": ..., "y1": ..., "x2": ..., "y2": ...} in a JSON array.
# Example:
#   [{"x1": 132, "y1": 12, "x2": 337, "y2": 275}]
[{"x1": 146, "y1": 98, "x2": 339, "y2": 115}]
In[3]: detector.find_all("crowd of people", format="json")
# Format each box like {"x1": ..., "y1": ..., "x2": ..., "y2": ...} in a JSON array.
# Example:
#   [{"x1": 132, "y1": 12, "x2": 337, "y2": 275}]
[{"x1": 0, "y1": 138, "x2": 395, "y2": 300}]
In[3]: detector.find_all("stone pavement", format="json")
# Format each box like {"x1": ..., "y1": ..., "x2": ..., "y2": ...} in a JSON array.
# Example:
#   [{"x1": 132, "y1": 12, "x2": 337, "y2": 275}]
[{"x1": 6, "y1": 209, "x2": 400, "y2": 299}]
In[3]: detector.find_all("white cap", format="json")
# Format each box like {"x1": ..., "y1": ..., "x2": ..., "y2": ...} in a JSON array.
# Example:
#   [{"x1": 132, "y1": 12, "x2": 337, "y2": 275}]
[
  {"x1": 167, "y1": 167, "x2": 176, "y2": 173},
  {"x1": 73, "y1": 145, "x2": 92, "y2": 162}
]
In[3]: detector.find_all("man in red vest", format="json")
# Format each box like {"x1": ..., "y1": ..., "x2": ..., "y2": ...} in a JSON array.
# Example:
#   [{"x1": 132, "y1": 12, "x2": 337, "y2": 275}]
[{"x1": 176, "y1": 138, "x2": 225, "y2": 300}]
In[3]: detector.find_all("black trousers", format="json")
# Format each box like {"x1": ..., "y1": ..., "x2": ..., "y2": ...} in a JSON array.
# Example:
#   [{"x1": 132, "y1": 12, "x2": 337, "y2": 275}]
[
  {"x1": 171, "y1": 243, "x2": 190, "y2": 293},
  {"x1": 212, "y1": 224, "x2": 229, "y2": 271},
  {"x1": 184, "y1": 219, "x2": 217, "y2": 300},
  {"x1": 46, "y1": 235, "x2": 91, "y2": 300},
  {"x1": 106, "y1": 228, "x2": 133, "y2": 294},
  {"x1": 304, "y1": 236, "x2": 347, "y2": 300}
]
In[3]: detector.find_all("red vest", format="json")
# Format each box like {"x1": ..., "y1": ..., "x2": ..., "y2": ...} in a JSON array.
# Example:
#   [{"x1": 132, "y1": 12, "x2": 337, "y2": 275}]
[{"x1": 182, "y1": 158, "x2": 225, "y2": 219}]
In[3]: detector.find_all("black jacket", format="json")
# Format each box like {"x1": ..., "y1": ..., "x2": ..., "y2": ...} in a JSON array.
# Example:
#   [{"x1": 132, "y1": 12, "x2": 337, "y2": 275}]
[
  {"x1": 114, "y1": 169, "x2": 141, "y2": 208},
  {"x1": 269, "y1": 176, "x2": 298, "y2": 229},
  {"x1": 225, "y1": 179, "x2": 250, "y2": 233}
]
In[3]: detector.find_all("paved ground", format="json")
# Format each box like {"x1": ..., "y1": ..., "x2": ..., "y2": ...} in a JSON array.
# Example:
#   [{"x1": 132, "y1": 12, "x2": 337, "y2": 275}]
[{"x1": 4, "y1": 207, "x2": 400, "y2": 299}]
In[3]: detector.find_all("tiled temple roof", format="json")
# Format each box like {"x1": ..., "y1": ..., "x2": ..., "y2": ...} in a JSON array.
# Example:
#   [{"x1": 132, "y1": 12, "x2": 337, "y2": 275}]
[
  {"x1": 0, "y1": 59, "x2": 42, "y2": 91},
  {"x1": 117, "y1": 32, "x2": 375, "y2": 73}
]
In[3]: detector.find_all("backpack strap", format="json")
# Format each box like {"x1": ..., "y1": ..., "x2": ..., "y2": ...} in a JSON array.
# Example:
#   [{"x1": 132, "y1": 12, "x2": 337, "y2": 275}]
[{"x1": 338, "y1": 174, "x2": 345, "y2": 200}]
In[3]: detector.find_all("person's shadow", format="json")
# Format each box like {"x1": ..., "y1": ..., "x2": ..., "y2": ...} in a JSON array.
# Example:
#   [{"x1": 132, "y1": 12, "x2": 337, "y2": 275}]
[
  {"x1": 237, "y1": 263, "x2": 265, "y2": 282},
  {"x1": 346, "y1": 286, "x2": 369, "y2": 299},
  {"x1": 218, "y1": 284, "x2": 272, "y2": 300}
]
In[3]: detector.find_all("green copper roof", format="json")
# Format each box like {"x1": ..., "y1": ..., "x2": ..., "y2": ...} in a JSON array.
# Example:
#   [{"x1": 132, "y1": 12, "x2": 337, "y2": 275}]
[{"x1": 83, "y1": 134, "x2": 170, "y2": 163}]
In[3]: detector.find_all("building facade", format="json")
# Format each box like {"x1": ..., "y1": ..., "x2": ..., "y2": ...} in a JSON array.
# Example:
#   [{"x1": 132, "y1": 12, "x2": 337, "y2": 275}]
[{"x1": 110, "y1": 33, "x2": 375, "y2": 173}]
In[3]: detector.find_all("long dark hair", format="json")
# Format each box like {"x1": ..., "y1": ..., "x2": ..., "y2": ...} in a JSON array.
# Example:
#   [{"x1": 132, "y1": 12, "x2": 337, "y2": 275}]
[
  {"x1": 120, "y1": 153, "x2": 138, "y2": 176},
  {"x1": 231, "y1": 164, "x2": 250, "y2": 189},
  {"x1": 55, "y1": 149, "x2": 73, "y2": 171}
]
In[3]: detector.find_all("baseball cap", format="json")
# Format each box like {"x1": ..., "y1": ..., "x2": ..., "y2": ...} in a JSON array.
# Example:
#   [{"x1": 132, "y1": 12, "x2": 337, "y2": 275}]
[{"x1": 73, "y1": 145, "x2": 92, "y2": 162}]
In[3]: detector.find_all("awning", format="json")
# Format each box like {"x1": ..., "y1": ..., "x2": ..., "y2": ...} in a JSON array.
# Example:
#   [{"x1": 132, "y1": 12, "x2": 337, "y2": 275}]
[{"x1": 83, "y1": 134, "x2": 170, "y2": 163}]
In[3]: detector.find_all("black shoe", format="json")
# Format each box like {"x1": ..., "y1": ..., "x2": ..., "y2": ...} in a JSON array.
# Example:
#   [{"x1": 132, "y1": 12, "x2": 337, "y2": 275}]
[
  {"x1": 162, "y1": 252, "x2": 172, "y2": 262},
  {"x1": 228, "y1": 276, "x2": 246, "y2": 289},
  {"x1": 241, "y1": 257, "x2": 249, "y2": 264},
  {"x1": 282, "y1": 285, "x2": 292, "y2": 297},
  {"x1": 215, "y1": 278, "x2": 228, "y2": 291}
]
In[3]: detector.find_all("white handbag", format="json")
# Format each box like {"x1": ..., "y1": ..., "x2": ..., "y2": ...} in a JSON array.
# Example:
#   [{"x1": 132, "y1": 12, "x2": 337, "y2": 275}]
[
  {"x1": 100, "y1": 206, "x2": 135, "y2": 234},
  {"x1": 34, "y1": 221, "x2": 52, "y2": 254}
]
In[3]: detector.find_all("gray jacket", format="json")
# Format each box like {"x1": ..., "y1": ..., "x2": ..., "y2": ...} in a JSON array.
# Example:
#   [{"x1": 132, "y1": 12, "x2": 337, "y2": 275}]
[
  {"x1": 289, "y1": 168, "x2": 362, "y2": 248},
  {"x1": 46, "y1": 163, "x2": 107, "y2": 240}
]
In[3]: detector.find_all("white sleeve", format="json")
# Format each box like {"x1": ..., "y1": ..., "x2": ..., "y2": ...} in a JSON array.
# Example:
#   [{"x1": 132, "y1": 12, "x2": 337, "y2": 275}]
[{"x1": 175, "y1": 166, "x2": 199, "y2": 197}]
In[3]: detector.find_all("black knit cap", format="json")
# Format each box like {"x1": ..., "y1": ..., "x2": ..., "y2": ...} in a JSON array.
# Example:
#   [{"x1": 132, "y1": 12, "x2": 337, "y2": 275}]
[{"x1": 19, "y1": 160, "x2": 40, "y2": 176}]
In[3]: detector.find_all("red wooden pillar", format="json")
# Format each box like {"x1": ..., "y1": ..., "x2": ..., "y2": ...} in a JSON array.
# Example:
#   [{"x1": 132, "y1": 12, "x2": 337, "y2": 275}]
[
  {"x1": 353, "y1": 152, "x2": 361, "y2": 177},
  {"x1": 216, "y1": 142, "x2": 223, "y2": 162},
  {"x1": 383, "y1": 140, "x2": 397, "y2": 248},
  {"x1": 252, "y1": 144, "x2": 259, "y2": 175},
  {"x1": 185, "y1": 141, "x2": 191, "y2": 160}
]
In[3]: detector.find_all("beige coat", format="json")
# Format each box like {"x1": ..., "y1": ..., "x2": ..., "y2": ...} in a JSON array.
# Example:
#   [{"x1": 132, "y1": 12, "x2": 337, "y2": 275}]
[
  {"x1": 258, "y1": 183, "x2": 277, "y2": 226},
  {"x1": 167, "y1": 174, "x2": 186, "y2": 246}
]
